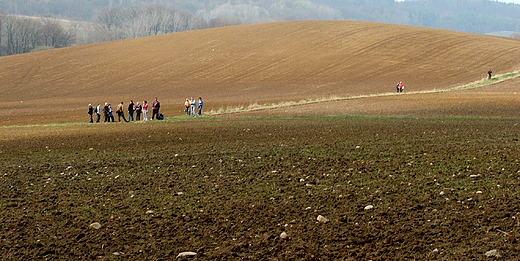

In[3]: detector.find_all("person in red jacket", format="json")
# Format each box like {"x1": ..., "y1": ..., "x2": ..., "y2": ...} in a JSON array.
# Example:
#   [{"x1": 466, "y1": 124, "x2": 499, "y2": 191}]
[{"x1": 142, "y1": 101, "x2": 149, "y2": 121}]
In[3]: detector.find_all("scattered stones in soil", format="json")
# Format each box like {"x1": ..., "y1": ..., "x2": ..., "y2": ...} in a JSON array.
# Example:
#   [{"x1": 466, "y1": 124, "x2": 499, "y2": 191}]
[
  {"x1": 317, "y1": 215, "x2": 329, "y2": 223},
  {"x1": 485, "y1": 249, "x2": 501, "y2": 258},
  {"x1": 280, "y1": 232, "x2": 288, "y2": 239},
  {"x1": 177, "y1": 251, "x2": 197, "y2": 258},
  {"x1": 364, "y1": 205, "x2": 374, "y2": 210},
  {"x1": 89, "y1": 222, "x2": 101, "y2": 229}
]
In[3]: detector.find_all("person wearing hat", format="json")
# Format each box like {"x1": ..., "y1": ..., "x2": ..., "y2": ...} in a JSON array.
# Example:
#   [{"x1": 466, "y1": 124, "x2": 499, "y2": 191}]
[{"x1": 88, "y1": 104, "x2": 94, "y2": 123}]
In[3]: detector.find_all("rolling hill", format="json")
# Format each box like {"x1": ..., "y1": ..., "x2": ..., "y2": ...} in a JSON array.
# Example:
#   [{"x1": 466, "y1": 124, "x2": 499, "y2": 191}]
[{"x1": 2, "y1": 20, "x2": 520, "y2": 126}]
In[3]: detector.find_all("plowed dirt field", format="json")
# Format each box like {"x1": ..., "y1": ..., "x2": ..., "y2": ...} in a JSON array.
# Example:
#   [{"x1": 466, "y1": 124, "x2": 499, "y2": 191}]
[
  {"x1": 2, "y1": 117, "x2": 520, "y2": 260},
  {"x1": 2, "y1": 20, "x2": 520, "y2": 260},
  {"x1": 2, "y1": 20, "x2": 520, "y2": 126}
]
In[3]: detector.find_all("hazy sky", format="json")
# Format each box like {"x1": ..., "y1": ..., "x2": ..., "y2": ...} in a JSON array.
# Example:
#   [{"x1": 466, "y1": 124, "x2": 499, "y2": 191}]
[{"x1": 396, "y1": 0, "x2": 520, "y2": 3}]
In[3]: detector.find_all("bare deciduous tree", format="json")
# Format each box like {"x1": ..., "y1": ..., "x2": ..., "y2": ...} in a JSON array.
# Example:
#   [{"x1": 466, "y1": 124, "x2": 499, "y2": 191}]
[
  {"x1": 3, "y1": 16, "x2": 39, "y2": 55},
  {"x1": 95, "y1": 7, "x2": 125, "y2": 31},
  {"x1": 38, "y1": 21, "x2": 76, "y2": 48}
]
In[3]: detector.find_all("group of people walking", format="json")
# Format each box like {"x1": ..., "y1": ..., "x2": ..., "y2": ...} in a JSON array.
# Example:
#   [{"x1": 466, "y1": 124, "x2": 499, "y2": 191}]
[
  {"x1": 88, "y1": 97, "x2": 161, "y2": 123},
  {"x1": 184, "y1": 97, "x2": 204, "y2": 116}
]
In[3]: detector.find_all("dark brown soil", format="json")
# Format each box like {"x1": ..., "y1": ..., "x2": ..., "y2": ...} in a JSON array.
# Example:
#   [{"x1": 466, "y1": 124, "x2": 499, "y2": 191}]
[
  {"x1": 2, "y1": 20, "x2": 520, "y2": 260},
  {"x1": 2, "y1": 118, "x2": 520, "y2": 260}
]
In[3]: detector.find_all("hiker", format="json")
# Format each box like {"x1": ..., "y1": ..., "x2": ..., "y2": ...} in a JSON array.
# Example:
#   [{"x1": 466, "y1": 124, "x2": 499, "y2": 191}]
[
  {"x1": 190, "y1": 97, "x2": 196, "y2": 116},
  {"x1": 95, "y1": 104, "x2": 101, "y2": 123},
  {"x1": 103, "y1": 102, "x2": 109, "y2": 122},
  {"x1": 107, "y1": 104, "x2": 115, "y2": 122},
  {"x1": 398, "y1": 82, "x2": 404, "y2": 93},
  {"x1": 152, "y1": 97, "x2": 160, "y2": 120},
  {"x1": 88, "y1": 104, "x2": 94, "y2": 123},
  {"x1": 143, "y1": 101, "x2": 149, "y2": 121},
  {"x1": 184, "y1": 98, "x2": 190, "y2": 115},
  {"x1": 135, "y1": 102, "x2": 142, "y2": 121},
  {"x1": 197, "y1": 97, "x2": 204, "y2": 116},
  {"x1": 488, "y1": 70, "x2": 493, "y2": 79},
  {"x1": 116, "y1": 102, "x2": 127, "y2": 122},
  {"x1": 127, "y1": 100, "x2": 135, "y2": 121}
]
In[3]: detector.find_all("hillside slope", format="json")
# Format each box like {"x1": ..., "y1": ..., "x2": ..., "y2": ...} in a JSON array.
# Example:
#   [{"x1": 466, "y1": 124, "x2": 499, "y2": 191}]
[{"x1": 2, "y1": 20, "x2": 520, "y2": 125}]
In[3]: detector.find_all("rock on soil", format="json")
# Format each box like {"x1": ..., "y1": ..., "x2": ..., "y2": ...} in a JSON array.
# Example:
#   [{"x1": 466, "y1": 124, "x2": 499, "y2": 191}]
[
  {"x1": 177, "y1": 251, "x2": 197, "y2": 258},
  {"x1": 317, "y1": 215, "x2": 329, "y2": 223},
  {"x1": 485, "y1": 249, "x2": 501, "y2": 258},
  {"x1": 89, "y1": 222, "x2": 101, "y2": 230}
]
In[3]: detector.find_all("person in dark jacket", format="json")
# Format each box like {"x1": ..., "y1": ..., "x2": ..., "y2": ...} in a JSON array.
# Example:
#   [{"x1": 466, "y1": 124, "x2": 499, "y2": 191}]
[
  {"x1": 127, "y1": 100, "x2": 135, "y2": 121},
  {"x1": 103, "y1": 102, "x2": 109, "y2": 122},
  {"x1": 88, "y1": 104, "x2": 94, "y2": 123},
  {"x1": 152, "y1": 97, "x2": 160, "y2": 120},
  {"x1": 197, "y1": 97, "x2": 204, "y2": 116}
]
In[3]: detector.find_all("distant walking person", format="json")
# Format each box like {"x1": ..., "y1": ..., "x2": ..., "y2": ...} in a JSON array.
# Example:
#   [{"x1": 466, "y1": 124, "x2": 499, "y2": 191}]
[
  {"x1": 88, "y1": 104, "x2": 94, "y2": 123},
  {"x1": 197, "y1": 97, "x2": 204, "y2": 116},
  {"x1": 152, "y1": 97, "x2": 160, "y2": 120},
  {"x1": 135, "y1": 102, "x2": 142, "y2": 121},
  {"x1": 96, "y1": 104, "x2": 101, "y2": 123},
  {"x1": 103, "y1": 102, "x2": 109, "y2": 122},
  {"x1": 108, "y1": 104, "x2": 115, "y2": 122},
  {"x1": 189, "y1": 97, "x2": 196, "y2": 116},
  {"x1": 127, "y1": 100, "x2": 135, "y2": 121},
  {"x1": 117, "y1": 102, "x2": 128, "y2": 122},
  {"x1": 488, "y1": 70, "x2": 493, "y2": 79},
  {"x1": 185, "y1": 98, "x2": 190, "y2": 115},
  {"x1": 143, "y1": 101, "x2": 149, "y2": 121},
  {"x1": 398, "y1": 81, "x2": 404, "y2": 93}
]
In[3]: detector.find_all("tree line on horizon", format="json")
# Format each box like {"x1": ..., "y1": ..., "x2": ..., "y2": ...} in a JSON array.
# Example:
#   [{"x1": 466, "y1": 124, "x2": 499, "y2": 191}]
[{"x1": 1, "y1": 0, "x2": 520, "y2": 56}]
